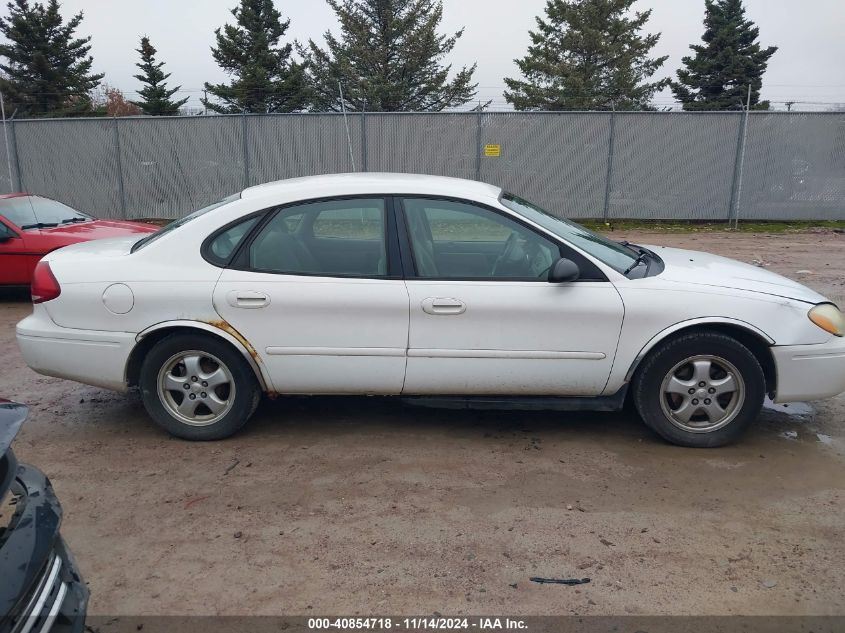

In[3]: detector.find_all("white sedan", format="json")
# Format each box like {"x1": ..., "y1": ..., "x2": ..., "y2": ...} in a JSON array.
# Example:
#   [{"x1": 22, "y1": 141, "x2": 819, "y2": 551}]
[{"x1": 15, "y1": 173, "x2": 845, "y2": 446}]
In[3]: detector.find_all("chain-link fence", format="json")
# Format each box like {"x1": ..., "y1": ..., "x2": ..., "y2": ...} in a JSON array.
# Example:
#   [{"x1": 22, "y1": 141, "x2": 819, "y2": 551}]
[{"x1": 1, "y1": 111, "x2": 843, "y2": 221}]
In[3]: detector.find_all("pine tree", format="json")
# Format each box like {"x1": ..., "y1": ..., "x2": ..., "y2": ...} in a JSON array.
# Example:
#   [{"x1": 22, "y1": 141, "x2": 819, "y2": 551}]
[
  {"x1": 0, "y1": 0, "x2": 103, "y2": 117},
  {"x1": 202, "y1": 0, "x2": 308, "y2": 114},
  {"x1": 132, "y1": 37, "x2": 188, "y2": 116},
  {"x1": 504, "y1": 0, "x2": 669, "y2": 111},
  {"x1": 673, "y1": 0, "x2": 777, "y2": 111},
  {"x1": 302, "y1": 0, "x2": 477, "y2": 112}
]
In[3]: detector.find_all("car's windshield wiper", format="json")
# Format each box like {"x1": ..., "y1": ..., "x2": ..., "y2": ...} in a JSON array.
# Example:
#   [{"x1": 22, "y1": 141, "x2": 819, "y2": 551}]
[
  {"x1": 619, "y1": 240, "x2": 643, "y2": 255},
  {"x1": 20, "y1": 222, "x2": 59, "y2": 229},
  {"x1": 623, "y1": 251, "x2": 650, "y2": 275},
  {"x1": 59, "y1": 217, "x2": 89, "y2": 224}
]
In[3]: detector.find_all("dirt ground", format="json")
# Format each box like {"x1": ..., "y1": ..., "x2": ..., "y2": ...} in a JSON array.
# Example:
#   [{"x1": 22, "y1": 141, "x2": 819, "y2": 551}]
[{"x1": 1, "y1": 229, "x2": 844, "y2": 617}]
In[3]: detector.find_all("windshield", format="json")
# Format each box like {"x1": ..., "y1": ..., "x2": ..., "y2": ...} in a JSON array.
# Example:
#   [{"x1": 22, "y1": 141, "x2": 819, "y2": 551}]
[
  {"x1": 500, "y1": 193, "x2": 638, "y2": 273},
  {"x1": 0, "y1": 195, "x2": 92, "y2": 229},
  {"x1": 131, "y1": 193, "x2": 241, "y2": 253}
]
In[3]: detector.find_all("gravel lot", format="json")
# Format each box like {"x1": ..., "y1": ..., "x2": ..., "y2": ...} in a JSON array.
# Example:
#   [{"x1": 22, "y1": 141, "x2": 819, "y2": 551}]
[{"x1": 1, "y1": 229, "x2": 844, "y2": 617}]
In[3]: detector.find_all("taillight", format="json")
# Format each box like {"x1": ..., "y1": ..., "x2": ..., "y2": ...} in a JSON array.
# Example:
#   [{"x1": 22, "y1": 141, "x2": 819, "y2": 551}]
[{"x1": 31, "y1": 261, "x2": 61, "y2": 304}]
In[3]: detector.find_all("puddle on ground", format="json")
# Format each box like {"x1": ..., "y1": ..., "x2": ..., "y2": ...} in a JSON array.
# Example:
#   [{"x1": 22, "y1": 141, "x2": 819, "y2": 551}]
[{"x1": 762, "y1": 399, "x2": 815, "y2": 419}]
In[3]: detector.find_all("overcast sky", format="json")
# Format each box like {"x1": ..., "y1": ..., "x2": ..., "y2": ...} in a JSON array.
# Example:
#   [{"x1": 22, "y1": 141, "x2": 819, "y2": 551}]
[{"x1": 12, "y1": 0, "x2": 845, "y2": 111}]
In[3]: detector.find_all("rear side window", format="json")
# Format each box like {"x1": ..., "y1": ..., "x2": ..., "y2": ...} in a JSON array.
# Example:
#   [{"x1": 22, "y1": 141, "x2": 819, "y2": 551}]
[
  {"x1": 248, "y1": 198, "x2": 387, "y2": 277},
  {"x1": 206, "y1": 216, "x2": 260, "y2": 266}
]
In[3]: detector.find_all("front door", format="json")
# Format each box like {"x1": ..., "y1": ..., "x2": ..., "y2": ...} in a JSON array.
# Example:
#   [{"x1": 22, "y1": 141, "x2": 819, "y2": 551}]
[
  {"x1": 212, "y1": 197, "x2": 409, "y2": 395},
  {"x1": 0, "y1": 218, "x2": 37, "y2": 285},
  {"x1": 398, "y1": 197, "x2": 624, "y2": 396}
]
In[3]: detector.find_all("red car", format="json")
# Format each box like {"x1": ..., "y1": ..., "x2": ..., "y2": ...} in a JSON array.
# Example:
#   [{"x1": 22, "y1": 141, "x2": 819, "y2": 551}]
[{"x1": 0, "y1": 193, "x2": 157, "y2": 286}]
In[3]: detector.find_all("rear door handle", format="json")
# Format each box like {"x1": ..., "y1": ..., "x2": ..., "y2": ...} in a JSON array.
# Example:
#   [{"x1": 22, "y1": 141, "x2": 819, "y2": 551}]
[
  {"x1": 421, "y1": 297, "x2": 466, "y2": 315},
  {"x1": 227, "y1": 290, "x2": 270, "y2": 309}
]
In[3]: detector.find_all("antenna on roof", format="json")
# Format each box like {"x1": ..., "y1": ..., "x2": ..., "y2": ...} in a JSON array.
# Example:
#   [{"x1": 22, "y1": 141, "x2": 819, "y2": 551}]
[{"x1": 338, "y1": 81, "x2": 357, "y2": 172}]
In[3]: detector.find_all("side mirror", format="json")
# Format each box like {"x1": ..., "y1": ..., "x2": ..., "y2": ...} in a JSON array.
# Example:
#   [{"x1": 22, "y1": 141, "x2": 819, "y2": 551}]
[{"x1": 548, "y1": 257, "x2": 580, "y2": 283}]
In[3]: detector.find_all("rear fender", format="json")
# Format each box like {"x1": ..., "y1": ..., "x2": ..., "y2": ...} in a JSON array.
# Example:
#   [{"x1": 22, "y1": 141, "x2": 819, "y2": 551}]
[{"x1": 134, "y1": 320, "x2": 274, "y2": 393}]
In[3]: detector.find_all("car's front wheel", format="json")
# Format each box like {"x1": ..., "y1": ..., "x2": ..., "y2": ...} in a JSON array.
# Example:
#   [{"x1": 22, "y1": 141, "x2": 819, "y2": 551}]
[
  {"x1": 139, "y1": 333, "x2": 260, "y2": 440},
  {"x1": 632, "y1": 332, "x2": 766, "y2": 447}
]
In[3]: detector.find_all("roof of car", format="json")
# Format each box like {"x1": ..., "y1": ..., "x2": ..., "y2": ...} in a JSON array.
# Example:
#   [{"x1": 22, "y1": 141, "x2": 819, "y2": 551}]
[
  {"x1": 241, "y1": 172, "x2": 502, "y2": 202},
  {"x1": 0, "y1": 192, "x2": 30, "y2": 200}
]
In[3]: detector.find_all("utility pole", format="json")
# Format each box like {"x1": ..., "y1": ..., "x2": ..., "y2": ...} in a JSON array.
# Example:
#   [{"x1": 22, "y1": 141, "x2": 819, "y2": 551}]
[{"x1": 785, "y1": 101, "x2": 795, "y2": 112}]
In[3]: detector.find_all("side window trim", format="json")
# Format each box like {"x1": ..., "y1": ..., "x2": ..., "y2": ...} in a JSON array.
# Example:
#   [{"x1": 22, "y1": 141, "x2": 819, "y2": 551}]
[
  {"x1": 396, "y1": 195, "x2": 607, "y2": 282},
  {"x1": 228, "y1": 195, "x2": 399, "y2": 279}
]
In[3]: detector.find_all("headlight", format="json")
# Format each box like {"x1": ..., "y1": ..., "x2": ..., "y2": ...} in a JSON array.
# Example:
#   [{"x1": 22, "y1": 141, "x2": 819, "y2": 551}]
[{"x1": 808, "y1": 303, "x2": 845, "y2": 337}]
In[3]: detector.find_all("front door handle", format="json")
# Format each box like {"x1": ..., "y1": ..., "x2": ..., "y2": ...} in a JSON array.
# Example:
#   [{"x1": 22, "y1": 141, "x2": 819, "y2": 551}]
[
  {"x1": 421, "y1": 297, "x2": 466, "y2": 315},
  {"x1": 227, "y1": 290, "x2": 270, "y2": 309}
]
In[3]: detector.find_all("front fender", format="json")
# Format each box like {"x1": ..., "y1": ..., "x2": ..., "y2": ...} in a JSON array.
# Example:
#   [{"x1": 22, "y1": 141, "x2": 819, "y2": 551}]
[{"x1": 622, "y1": 317, "x2": 776, "y2": 382}]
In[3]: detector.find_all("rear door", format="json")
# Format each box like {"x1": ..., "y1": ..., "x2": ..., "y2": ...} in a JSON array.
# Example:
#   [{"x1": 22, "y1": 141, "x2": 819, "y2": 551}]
[
  {"x1": 212, "y1": 197, "x2": 410, "y2": 395},
  {"x1": 398, "y1": 197, "x2": 625, "y2": 396}
]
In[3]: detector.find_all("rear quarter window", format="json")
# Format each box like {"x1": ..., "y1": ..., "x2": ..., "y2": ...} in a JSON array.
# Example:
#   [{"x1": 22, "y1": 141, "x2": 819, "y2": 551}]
[{"x1": 206, "y1": 216, "x2": 260, "y2": 266}]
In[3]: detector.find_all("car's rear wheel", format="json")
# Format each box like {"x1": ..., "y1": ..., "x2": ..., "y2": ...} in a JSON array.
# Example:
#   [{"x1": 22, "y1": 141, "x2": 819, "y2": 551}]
[
  {"x1": 139, "y1": 333, "x2": 260, "y2": 440},
  {"x1": 632, "y1": 332, "x2": 765, "y2": 447}
]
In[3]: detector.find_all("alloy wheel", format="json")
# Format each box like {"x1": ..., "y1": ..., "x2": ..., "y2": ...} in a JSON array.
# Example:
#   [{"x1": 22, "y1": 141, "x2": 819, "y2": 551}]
[
  {"x1": 659, "y1": 354, "x2": 745, "y2": 433},
  {"x1": 156, "y1": 350, "x2": 236, "y2": 426}
]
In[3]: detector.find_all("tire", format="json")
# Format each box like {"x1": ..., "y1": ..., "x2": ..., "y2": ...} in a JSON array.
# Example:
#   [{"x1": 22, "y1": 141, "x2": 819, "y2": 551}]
[
  {"x1": 139, "y1": 333, "x2": 261, "y2": 440},
  {"x1": 632, "y1": 332, "x2": 765, "y2": 448}
]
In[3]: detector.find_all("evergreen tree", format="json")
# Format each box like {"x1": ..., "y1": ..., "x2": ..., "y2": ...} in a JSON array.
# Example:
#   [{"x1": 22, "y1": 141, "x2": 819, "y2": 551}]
[
  {"x1": 504, "y1": 0, "x2": 669, "y2": 111},
  {"x1": 302, "y1": 0, "x2": 477, "y2": 112},
  {"x1": 202, "y1": 0, "x2": 308, "y2": 113},
  {"x1": 672, "y1": 0, "x2": 777, "y2": 110},
  {"x1": 132, "y1": 37, "x2": 188, "y2": 116},
  {"x1": 0, "y1": 0, "x2": 103, "y2": 117}
]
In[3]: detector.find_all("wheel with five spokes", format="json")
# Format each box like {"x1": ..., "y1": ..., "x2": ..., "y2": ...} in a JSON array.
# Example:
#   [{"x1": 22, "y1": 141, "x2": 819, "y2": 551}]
[
  {"x1": 632, "y1": 332, "x2": 766, "y2": 447},
  {"x1": 140, "y1": 333, "x2": 260, "y2": 440}
]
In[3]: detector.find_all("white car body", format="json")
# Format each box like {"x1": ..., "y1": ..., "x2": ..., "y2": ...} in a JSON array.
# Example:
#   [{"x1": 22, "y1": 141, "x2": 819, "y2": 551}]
[{"x1": 14, "y1": 173, "x2": 845, "y2": 423}]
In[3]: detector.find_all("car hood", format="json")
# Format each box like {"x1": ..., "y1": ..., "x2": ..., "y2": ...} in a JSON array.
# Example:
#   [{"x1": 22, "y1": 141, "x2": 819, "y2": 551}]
[
  {"x1": 39, "y1": 219, "x2": 157, "y2": 241},
  {"x1": 0, "y1": 400, "x2": 26, "y2": 458},
  {"x1": 647, "y1": 245, "x2": 827, "y2": 304}
]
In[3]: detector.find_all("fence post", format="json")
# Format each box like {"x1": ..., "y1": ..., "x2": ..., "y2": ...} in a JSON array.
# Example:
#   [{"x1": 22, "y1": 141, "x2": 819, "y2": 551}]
[
  {"x1": 474, "y1": 107, "x2": 482, "y2": 181},
  {"x1": 727, "y1": 113, "x2": 746, "y2": 225},
  {"x1": 728, "y1": 86, "x2": 753, "y2": 226},
  {"x1": 9, "y1": 119, "x2": 22, "y2": 192},
  {"x1": 112, "y1": 117, "x2": 127, "y2": 219},
  {"x1": 242, "y1": 113, "x2": 250, "y2": 188},
  {"x1": 602, "y1": 109, "x2": 617, "y2": 221},
  {"x1": 360, "y1": 109, "x2": 368, "y2": 172}
]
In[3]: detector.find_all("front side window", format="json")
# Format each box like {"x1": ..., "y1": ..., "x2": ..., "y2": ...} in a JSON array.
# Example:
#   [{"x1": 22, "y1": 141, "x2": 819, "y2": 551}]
[
  {"x1": 248, "y1": 198, "x2": 387, "y2": 277},
  {"x1": 401, "y1": 198, "x2": 559, "y2": 280}
]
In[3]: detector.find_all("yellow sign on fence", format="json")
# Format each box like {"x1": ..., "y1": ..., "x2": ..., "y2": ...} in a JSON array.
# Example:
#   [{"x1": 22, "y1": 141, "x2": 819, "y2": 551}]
[{"x1": 484, "y1": 144, "x2": 501, "y2": 157}]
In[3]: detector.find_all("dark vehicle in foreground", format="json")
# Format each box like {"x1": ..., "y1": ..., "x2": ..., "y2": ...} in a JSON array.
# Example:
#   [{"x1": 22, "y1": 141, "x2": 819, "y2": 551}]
[{"x1": 0, "y1": 401, "x2": 87, "y2": 633}]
